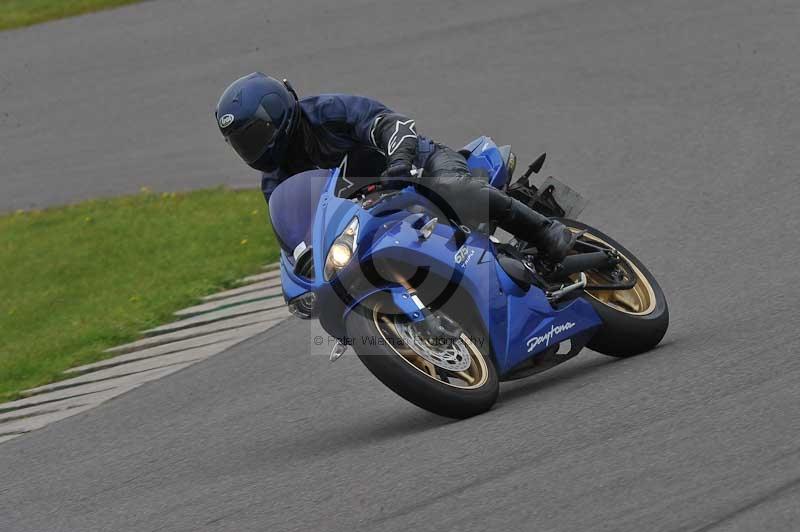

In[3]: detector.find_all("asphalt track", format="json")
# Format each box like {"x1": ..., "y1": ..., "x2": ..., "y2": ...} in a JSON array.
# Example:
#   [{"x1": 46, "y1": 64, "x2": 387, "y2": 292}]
[{"x1": 2, "y1": 0, "x2": 800, "y2": 530}]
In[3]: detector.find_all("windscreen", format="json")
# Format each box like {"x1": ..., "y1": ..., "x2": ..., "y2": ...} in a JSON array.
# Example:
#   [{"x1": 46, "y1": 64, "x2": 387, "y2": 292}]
[{"x1": 268, "y1": 170, "x2": 329, "y2": 259}]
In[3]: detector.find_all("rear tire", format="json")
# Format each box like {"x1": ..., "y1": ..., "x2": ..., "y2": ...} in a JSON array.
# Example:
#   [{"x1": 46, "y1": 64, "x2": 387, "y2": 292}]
[
  {"x1": 346, "y1": 304, "x2": 499, "y2": 419},
  {"x1": 561, "y1": 219, "x2": 669, "y2": 357}
]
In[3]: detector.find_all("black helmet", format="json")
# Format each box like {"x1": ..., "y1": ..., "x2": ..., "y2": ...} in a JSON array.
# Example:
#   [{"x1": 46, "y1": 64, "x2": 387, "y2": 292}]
[{"x1": 215, "y1": 72, "x2": 299, "y2": 172}]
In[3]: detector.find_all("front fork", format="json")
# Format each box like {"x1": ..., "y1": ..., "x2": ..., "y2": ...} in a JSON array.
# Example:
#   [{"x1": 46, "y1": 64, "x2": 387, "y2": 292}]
[{"x1": 332, "y1": 284, "x2": 452, "y2": 362}]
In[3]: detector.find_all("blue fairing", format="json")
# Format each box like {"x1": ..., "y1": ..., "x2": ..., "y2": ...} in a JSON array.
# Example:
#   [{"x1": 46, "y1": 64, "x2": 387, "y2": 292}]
[
  {"x1": 272, "y1": 139, "x2": 601, "y2": 378},
  {"x1": 341, "y1": 215, "x2": 601, "y2": 373},
  {"x1": 460, "y1": 136, "x2": 509, "y2": 189}
]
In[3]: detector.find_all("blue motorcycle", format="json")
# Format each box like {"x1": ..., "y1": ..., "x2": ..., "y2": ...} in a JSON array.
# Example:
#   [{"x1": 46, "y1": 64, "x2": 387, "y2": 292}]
[{"x1": 269, "y1": 137, "x2": 669, "y2": 418}]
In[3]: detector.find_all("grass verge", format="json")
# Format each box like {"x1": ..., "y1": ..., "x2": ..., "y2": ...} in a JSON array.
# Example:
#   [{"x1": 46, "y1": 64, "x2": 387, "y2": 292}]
[
  {"x1": 0, "y1": 187, "x2": 279, "y2": 402},
  {"x1": 0, "y1": 0, "x2": 141, "y2": 31}
]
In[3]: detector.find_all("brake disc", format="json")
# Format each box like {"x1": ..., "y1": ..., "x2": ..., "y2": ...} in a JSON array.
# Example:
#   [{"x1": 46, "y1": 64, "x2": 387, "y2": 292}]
[{"x1": 394, "y1": 319, "x2": 472, "y2": 372}]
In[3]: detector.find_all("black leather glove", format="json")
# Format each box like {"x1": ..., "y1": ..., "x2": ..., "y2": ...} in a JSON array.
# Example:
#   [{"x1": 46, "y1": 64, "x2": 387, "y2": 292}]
[{"x1": 370, "y1": 113, "x2": 418, "y2": 177}]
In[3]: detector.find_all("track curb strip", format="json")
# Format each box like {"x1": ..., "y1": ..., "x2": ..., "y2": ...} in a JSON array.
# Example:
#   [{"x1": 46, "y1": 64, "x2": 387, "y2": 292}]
[{"x1": 0, "y1": 264, "x2": 288, "y2": 443}]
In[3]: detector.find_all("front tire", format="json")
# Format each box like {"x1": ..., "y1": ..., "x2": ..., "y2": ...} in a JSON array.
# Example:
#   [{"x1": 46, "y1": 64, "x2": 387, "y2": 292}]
[
  {"x1": 561, "y1": 219, "x2": 669, "y2": 357},
  {"x1": 346, "y1": 303, "x2": 499, "y2": 419}
]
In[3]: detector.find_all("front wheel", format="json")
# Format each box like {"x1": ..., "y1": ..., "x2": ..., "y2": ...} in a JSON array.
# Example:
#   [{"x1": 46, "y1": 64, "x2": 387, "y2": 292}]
[
  {"x1": 561, "y1": 219, "x2": 669, "y2": 357},
  {"x1": 346, "y1": 303, "x2": 499, "y2": 419}
]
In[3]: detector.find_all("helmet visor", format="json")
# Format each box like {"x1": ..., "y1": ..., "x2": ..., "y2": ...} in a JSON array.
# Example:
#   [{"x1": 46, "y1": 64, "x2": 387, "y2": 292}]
[{"x1": 227, "y1": 118, "x2": 278, "y2": 164}]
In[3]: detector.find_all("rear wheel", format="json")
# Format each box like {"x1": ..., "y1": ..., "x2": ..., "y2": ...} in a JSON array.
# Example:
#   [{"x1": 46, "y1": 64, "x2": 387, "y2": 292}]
[
  {"x1": 346, "y1": 302, "x2": 499, "y2": 418},
  {"x1": 561, "y1": 219, "x2": 669, "y2": 357}
]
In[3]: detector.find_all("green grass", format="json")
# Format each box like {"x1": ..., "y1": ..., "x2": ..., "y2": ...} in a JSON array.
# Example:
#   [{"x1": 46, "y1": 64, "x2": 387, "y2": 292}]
[
  {"x1": 0, "y1": 0, "x2": 141, "y2": 31},
  {"x1": 0, "y1": 187, "x2": 279, "y2": 402}
]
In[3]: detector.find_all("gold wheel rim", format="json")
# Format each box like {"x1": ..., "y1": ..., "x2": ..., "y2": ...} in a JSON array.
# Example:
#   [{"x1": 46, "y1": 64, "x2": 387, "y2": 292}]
[
  {"x1": 570, "y1": 230, "x2": 657, "y2": 316},
  {"x1": 372, "y1": 305, "x2": 489, "y2": 390}
]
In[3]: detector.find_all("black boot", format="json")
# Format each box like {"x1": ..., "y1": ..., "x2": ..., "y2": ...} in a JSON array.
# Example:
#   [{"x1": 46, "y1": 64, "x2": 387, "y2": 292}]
[
  {"x1": 423, "y1": 171, "x2": 576, "y2": 261},
  {"x1": 502, "y1": 198, "x2": 576, "y2": 261}
]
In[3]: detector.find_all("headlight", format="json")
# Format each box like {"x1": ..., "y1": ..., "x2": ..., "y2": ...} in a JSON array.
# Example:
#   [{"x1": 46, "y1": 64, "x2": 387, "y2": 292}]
[
  {"x1": 328, "y1": 243, "x2": 352, "y2": 267},
  {"x1": 324, "y1": 216, "x2": 359, "y2": 280}
]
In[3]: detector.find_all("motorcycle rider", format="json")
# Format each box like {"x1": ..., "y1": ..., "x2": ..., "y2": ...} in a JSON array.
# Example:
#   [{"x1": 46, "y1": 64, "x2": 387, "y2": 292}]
[{"x1": 215, "y1": 73, "x2": 575, "y2": 260}]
